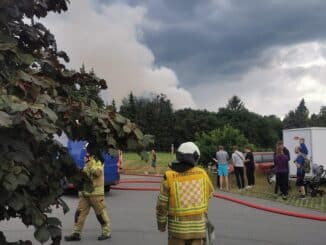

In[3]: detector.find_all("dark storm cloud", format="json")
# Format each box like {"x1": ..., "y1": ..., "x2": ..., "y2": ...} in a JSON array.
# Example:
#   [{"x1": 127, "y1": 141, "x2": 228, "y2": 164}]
[{"x1": 108, "y1": 0, "x2": 326, "y2": 85}]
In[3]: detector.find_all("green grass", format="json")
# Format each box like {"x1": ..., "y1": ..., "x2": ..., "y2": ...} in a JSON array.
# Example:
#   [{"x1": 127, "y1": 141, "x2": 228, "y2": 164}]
[
  {"x1": 123, "y1": 152, "x2": 326, "y2": 212},
  {"x1": 209, "y1": 170, "x2": 326, "y2": 212},
  {"x1": 123, "y1": 152, "x2": 174, "y2": 174}
]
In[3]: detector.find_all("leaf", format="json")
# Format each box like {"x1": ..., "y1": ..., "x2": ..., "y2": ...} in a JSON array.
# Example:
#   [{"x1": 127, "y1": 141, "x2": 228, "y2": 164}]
[
  {"x1": 9, "y1": 102, "x2": 28, "y2": 112},
  {"x1": 17, "y1": 71, "x2": 50, "y2": 88},
  {"x1": 16, "y1": 51, "x2": 35, "y2": 65},
  {"x1": 90, "y1": 99, "x2": 98, "y2": 109},
  {"x1": 5, "y1": 173, "x2": 16, "y2": 184},
  {"x1": 58, "y1": 198, "x2": 69, "y2": 214},
  {"x1": 0, "y1": 111, "x2": 12, "y2": 127},
  {"x1": 0, "y1": 32, "x2": 16, "y2": 43},
  {"x1": 34, "y1": 225, "x2": 50, "y2": 243},
  {"x1": 47, "y1": 217, "x2": 61, "y2": 227},
  {"x1": 8, "y1": 193, "x2": 24, "y2": 211},
  {"x1": 0, "y1": 42, "x2": 16, "y2": 51},
  {"x1": 32, "y1": 211, "x2": 45, "y2": 227},
  {"x1": 133, "y1": 128, "x2": 144, "y2": 140},
  {"x1": 49, "y1": 226, "x2": 61, "y2": 239},
  {"x1": 24, "y1": 119, "x2": 39, "y2": 137},
  {"x1": 127, "y1": 138, "x2": 138, "y2": 150},
  {"x1": 37, "y1": 94, "x2": 55, "y2": 105},
  {"x1": 115, "y1": 113, "x2": 127, "y2": 124},
  {"x1": 42, "y1": 107, "x2": 58, "y2": 122},
  {"x1": 107, "y1": 136, "x2": 117, "y2": 147},
  {"x1": 57, "y1": 51, "x2": 69, "y2": 62},
  {"x1": 123, "y1": 124, "x2": 132, "y2": 134},
  {"x1": 16, "y1": 173, "x2": 29, "y2": 186},
  {"x1": 13, "y1": 166, "x2": 22, "y2": 174}
]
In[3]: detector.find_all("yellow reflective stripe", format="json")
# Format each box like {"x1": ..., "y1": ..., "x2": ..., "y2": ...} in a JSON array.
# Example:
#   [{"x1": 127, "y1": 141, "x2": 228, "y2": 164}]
[
  {"x1": 169, "y1": 223, "x2": 206, "y2": 229},
  {"x1": 168, "y1": 228, "x2": 206, "y2": 233},
  {"x1": 169, "y1": 206, "x2": 207, "y2": 212},
  {"x1": 158, "y1": 194, "x2": 168, "y2": 202},
  {"x1": 83, "y1": 186, "x2": 104, "y2": 195},
  {"x1": 157, "y1": 217, "x2": 167, "y2": 222}
]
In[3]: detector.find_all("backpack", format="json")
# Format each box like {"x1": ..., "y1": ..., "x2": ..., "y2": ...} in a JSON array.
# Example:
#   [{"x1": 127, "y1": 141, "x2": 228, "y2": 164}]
[{"x1": 303, "y1": 156, "x2": 311, "y2": 173}]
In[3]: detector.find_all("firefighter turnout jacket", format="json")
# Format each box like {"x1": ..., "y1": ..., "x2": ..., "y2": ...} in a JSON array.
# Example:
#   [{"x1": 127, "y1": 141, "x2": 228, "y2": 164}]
[
  {"x1": 156, "y1": 166, "x2": 214, "y2": 240},
  {"x1": 72, "y1": 156, "x2": 111, "y2": 236},
  {"x1": 81, "y1": 157, "x2": 105, "y2": 196}
]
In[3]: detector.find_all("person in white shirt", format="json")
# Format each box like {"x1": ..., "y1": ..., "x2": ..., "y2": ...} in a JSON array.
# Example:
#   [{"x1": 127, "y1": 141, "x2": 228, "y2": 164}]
[{"x1": 232, "y1": 146, "x2": 245, "y2": 189}]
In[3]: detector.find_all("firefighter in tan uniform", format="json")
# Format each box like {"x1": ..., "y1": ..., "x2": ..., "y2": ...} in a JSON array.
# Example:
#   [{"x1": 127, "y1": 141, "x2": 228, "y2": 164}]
[
  {"x1": 65, "y1": 143, "x2": 111, "y2": 241},
  {"x1": 156, "y1": 142, "x2": 215, "y2": 245}
]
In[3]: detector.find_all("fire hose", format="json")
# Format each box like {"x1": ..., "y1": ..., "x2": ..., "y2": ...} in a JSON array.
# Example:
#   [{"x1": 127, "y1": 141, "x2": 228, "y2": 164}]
[{"x1": 112, "y1": 178, "x2": 326, "y2": 222}]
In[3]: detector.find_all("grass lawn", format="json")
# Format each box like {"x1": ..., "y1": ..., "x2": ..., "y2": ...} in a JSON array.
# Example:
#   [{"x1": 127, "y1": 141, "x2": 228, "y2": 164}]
[
  {"x1": 122, "y1": 152, "x2": 326, "y2": 212},
  {"x1": 122, "y1": 152, "x2": 174, "y2": 174}
]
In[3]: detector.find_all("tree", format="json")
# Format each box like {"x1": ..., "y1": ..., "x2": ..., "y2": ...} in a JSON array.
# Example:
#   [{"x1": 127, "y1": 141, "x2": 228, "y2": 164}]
[
  {"x1": 310, "y1": 106, "x2": 326, "y2": 127},
  {"x1": 217, "y1": 97, "x2": 281, "y2": 149},
  {"x1": 226, "y1": 95, "x2": 246, "y2": 112},
  {"x1": 173, "y1": 109, "x2": 219, "y2": 147},
  {"x1": 195, "y1": 125, "x2": 254, "y2": 166},
  {"x1": 111, "y1": 99, "x2": 117, "y2": 112},
  {"x1": 0, "y1": 1, "x2": 150, "y2": 244},
  {"x1": 119, "y1": 92, "x2": 137, "y2": 121},
  {"x1": 120, "y1": 93, "x2": 174, "y2": 151},
  {"x1": 283, "y1": 99, "x2": 309, "y2": 129}
]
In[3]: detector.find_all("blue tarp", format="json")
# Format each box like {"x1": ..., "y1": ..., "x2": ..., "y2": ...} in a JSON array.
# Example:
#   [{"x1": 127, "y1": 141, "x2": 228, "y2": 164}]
[{"x1": 67, "y1": 140, "x2": 119, "y2": 186}]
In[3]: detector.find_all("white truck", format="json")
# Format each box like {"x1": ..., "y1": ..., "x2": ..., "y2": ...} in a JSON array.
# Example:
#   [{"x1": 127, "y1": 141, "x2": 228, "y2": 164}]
[{"x1": 283, "y1": 127, "x2": 326, "y2": 177}]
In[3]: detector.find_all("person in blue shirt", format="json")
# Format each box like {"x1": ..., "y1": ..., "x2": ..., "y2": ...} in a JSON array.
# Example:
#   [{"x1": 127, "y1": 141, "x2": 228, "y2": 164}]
[
  {"x1": 294, "y1": 137, "x2": 308, "y2": 155},
  {"x1": 294, "y1": 146, "x2": 306, "y2": 198}
]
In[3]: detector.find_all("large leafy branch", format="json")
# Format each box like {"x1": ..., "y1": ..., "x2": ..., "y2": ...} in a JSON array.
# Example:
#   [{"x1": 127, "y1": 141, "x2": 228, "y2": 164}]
[{"x1": 0, "y1": 1, "x2": 151, "y2": 244}]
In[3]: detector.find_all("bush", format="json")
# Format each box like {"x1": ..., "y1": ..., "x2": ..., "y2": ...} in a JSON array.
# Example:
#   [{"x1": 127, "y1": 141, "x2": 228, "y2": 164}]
[{"x1": 195, "y1": 125, "x2": 255, "y2": 166}]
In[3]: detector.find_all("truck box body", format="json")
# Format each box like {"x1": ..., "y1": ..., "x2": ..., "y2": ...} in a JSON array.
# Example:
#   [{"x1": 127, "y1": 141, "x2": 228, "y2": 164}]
[{"x1": 283, "y1": 127, "x2": 326, "y2": 177}]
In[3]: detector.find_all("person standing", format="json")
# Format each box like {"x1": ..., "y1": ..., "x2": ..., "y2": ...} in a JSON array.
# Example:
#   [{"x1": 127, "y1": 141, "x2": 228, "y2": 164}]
[
  {"x1": 294, "y1": 137, "x2": 308, "y2": 155},
  {"x1": 213, "y1": 145, "x2": 230, "y2": 191},
  {"x1": 151, "y1": 149, "x2": 158, "y2": 174},
  {"x1": 273, "y1": 145, "x2": 289, "y2": 199},
  {"x1": 244, "y1": 146, "x2": 255, "y2": 188},
  {"x1": 156, "y1": 142, "x2": 214, "y2": 245},
  {"x1": 64, "y1": 143, "x2": 111, "y2": 241},
  {"x1": 211, "y1": 152, "x2": 220, "y2": 188},
  {"x1": 294, "y1": 146, "x2": 306, "y2": 198},
  {"x1": 274, "y1": 141, "x2": 290, "y2": 194},
  {"x1": 117, "y1": 150, "x2": 123, "y2": 173},
  {"x1": 232, "y1": 146, "x2": 245, "y2": 189}
]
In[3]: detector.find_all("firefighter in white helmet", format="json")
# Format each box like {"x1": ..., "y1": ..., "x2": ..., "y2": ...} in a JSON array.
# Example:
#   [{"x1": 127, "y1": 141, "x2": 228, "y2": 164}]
[{"x1": 156, "y1": 142, "x2": 215, "y2": 245}]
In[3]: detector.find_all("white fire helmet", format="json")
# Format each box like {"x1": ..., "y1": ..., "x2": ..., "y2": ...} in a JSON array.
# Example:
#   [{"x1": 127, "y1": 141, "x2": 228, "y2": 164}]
[{"x1": 175, "y1": 142, "x2": 200, "y2": 166}]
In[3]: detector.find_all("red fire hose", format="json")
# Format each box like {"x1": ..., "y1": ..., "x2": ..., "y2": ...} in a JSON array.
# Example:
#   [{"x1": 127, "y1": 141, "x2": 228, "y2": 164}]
[{"x1": 113, "y1": 178, "x2": 326, "y2": 222}]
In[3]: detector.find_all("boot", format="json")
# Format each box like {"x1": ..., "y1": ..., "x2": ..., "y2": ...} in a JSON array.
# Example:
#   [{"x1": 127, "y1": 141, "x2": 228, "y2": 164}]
[
  {"x1": 97, "y1": 234, "x2": 111, "y2": 241},
  {"x1": 64, "y1": 233, "x2": 81, "y2": 242}
]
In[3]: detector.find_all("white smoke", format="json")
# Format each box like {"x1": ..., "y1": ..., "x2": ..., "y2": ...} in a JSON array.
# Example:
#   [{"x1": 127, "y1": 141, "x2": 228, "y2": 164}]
[{"x1": 44, "y1": 0, "x2": 196, "y2": 109}]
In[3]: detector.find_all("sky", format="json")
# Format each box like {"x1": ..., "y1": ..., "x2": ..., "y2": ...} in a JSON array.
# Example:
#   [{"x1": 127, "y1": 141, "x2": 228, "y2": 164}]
[{"x1": 44, "y1": 0, "x2": 326, "y2": 117}]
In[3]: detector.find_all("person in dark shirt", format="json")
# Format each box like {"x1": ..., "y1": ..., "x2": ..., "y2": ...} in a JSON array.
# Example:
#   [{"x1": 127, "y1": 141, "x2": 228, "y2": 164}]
[
  {"x1": 274, "y1": 141, "x2": 290, "y2": 194},
  {"x1": 274, "y1": 145, "x2": 289, "y2": 199},
  {"x1": 151, "y1": 149, "x2": 158, "y2": 175},
  {"x1": 244, "y1": 146, "x2": 255, "y2": 188},
  {"x1": 211, "y1": 152, "x2": 220, "y2": 188}
]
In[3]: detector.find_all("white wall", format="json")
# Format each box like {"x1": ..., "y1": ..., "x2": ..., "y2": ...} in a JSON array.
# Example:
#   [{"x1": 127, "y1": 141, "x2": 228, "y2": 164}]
[
  {"x1": 283, "y1": 127, "x2": 326, "y2": 176},
  {"x1": 283, "y1": 128, "x2": 312, "y2": 176}
]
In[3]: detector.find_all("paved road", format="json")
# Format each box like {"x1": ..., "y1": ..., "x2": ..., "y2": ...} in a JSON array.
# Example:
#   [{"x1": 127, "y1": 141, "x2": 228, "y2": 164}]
[{"x1": 1, "y1": 177, "x2": 325, "y2": 244}]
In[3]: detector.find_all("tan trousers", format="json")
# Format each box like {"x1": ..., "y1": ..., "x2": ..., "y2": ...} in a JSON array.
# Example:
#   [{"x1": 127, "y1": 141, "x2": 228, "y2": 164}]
[
  {"x1": 168, "y1": 237, "x2": 205, "y2": 245},
  {"x1": 72, "y1": 195, "x2": 111, "y2": 236}
]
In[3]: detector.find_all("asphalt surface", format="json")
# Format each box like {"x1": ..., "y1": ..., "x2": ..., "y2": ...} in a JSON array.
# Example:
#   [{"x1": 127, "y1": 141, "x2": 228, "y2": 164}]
[{"x1": 1, "y1": 176, "x2": 326, "y2": 245}]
